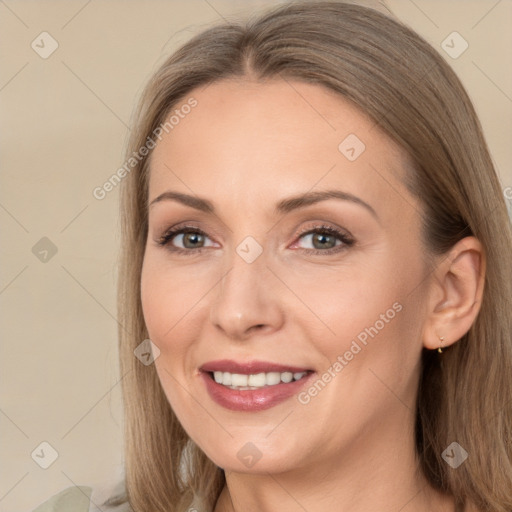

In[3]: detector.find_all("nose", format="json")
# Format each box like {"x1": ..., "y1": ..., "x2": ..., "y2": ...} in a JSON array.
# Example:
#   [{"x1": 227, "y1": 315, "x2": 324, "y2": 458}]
[{"x1": 208, "y1": 248, "x2": 285, "y2": 341}]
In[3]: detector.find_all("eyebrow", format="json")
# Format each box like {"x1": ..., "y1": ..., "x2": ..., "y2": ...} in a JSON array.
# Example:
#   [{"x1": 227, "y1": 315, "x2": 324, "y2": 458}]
[{"x1": 148, "y1": 189, "x2": 378, "y2": 220}]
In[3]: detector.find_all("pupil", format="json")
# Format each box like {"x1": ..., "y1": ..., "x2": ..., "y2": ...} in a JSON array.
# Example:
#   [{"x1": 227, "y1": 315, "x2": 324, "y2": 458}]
[
  {"x1": 313, "y1": 233, "x2": 335, "y2": 249},
  {"x1": 184, "y1": 233, "x2": 203, "y2": 248},
  {"x1": 181, "y1": 232, "x2": 335, "y2": 250}
]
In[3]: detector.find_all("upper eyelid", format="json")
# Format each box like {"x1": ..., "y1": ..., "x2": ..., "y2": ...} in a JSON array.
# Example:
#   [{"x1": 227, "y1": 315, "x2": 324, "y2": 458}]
[
  {"x1": 157, "y1": 223, "x2": 353, "y2": 248},
  {"x1": 157, "y1": 222, "x2": 347, "y2": 236}
]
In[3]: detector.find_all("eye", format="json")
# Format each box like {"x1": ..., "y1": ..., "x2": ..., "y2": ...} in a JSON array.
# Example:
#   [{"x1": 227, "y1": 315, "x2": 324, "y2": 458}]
[
  {"x1": 292, "y1": 224, "x2": 355, "y2": 255},
  {"x1": 155, "y1": 222, "x2": 355, "y2": 256},
  {"x1": 156, "y1": 225, "x2": 217, "y2": 255}
]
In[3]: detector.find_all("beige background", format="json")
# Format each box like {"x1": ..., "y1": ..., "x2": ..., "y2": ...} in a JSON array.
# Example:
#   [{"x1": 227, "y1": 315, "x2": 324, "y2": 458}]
[{"x1": 1, "y1": 1, "x2": 511, "y2": 510}]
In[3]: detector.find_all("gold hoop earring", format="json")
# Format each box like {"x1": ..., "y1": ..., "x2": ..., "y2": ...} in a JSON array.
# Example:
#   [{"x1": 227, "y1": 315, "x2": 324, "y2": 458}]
[{"x1": 438, "y1": 336, "x2": 445, "y2": 353}]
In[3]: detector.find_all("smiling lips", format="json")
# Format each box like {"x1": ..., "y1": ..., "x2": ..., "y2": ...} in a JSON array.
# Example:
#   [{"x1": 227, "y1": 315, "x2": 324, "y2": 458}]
[
  {"x1": 199, "y1": 359, "x2": 315, "y2": 411},
  {"x1": 200, "y1": 359, "x2": 313, "y2": 374},
  {"x1": 212, "y1": 370, "x2": 308, "y2": 388}
]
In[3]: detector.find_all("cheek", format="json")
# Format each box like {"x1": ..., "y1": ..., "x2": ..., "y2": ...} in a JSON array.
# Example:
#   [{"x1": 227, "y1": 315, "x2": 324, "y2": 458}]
[
  {"x1": 288, "y1": 259, "x2": 403, "y2": 339},
  {"x1": 140, "y1": 254, "x2": 214, "y2": 362},
  {"x1": 289, "y1": 249, "x2": 425, "y2": 380},
  {"x1": 140, "y1": 257, "x2": 204, "y2": 416},
  {"x1": 140, "y1": 262, "x2": 169, "y2": 342},
  {"x1": 140, "y1": 257, "x2": 183, "y2": 352}
]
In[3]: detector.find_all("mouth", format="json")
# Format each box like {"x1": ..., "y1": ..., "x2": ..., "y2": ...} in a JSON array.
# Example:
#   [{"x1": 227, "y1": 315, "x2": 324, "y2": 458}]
[
  {"x1": 199, "y1": 361, "x2": 316, "y2": 411},
  {"x1": 203, "y1": 369, "x2": 314, "y2": 390},
  {"x1": 199, "y1": 359, "x2": 315, "y2": 391}
]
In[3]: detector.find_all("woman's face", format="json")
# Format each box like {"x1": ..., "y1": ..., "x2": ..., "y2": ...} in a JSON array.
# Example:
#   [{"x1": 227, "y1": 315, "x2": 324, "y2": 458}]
[{"x1": 141, "y1": 78, "x2": 432, "y2": 473}]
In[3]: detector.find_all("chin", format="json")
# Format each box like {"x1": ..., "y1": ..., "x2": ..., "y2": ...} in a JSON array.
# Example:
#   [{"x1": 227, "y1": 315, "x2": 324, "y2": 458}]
[{"x1": 198, "y1": 439, "x2": 307, "y2": 475}]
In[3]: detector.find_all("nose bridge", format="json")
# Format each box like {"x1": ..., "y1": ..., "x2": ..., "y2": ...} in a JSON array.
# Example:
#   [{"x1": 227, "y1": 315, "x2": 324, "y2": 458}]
[{"x1": 209, "y1": 238, "x2": 283, "y2": 338}]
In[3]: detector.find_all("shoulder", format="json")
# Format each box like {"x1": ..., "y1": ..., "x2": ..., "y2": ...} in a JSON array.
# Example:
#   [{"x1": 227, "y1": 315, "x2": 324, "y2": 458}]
[
  {"x1": 32, "y1": 486, "x2": 92, "y2": 511},
  {"x1": 32, "y1": 481, "x2": 132, "y2": 512}
]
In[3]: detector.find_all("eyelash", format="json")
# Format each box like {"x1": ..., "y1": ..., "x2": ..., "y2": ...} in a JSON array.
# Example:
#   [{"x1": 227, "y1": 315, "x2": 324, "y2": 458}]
[{"x1": 155, "y1": 223, "x2": 355, "y2": 256}]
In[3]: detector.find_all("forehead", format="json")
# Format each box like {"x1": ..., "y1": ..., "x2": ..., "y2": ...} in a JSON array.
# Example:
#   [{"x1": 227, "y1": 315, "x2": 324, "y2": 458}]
[{"x1": 148, "y1": 78, "x2": 414, "y2": 220}]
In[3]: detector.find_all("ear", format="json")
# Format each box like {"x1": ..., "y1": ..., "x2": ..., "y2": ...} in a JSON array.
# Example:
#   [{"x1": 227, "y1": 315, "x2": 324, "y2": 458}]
[{"x1": 422, "y1": 236, "x2": 486, "y2": 351}]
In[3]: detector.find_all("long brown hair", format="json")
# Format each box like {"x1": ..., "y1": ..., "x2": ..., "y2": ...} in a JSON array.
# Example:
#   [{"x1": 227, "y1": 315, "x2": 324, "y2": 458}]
[{"x1": 112, "y1": 1, "x2": 512, "y2": 510}]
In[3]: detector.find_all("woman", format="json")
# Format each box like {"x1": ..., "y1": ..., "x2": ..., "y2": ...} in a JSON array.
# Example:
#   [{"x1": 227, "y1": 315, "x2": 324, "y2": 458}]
[{"x1": 34, "y1": 0, "x2": 512, "y2": 511}]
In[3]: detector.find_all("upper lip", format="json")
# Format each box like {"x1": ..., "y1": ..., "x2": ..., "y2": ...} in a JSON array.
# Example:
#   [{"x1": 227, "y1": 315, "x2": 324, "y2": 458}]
[{"x1": 200, "y1": 359, "x2": 313, "y2": 374}]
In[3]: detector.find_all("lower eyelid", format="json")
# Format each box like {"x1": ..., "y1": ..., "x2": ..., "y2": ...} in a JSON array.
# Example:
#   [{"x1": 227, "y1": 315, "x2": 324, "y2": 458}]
[
  {"x1": 294, "y1": 234, "x2": 342, "y2": 248},
  {"x1": 157, "y1": 225, "x2": 354, "y2": 253},
  {"x1": 165, "y1": 231, "x2": 216, "y2": 249}
]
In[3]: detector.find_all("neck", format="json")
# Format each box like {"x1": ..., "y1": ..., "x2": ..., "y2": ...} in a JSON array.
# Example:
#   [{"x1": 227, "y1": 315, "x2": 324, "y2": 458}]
[{"x1": 213, "y1": 410, "x2": 455, "y2": 512}]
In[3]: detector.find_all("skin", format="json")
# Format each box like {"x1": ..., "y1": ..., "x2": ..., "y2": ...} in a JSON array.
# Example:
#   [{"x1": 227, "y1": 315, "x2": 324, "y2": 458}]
[{"x1": 140, "y1": 78, "x2": 485, "y2": 512}]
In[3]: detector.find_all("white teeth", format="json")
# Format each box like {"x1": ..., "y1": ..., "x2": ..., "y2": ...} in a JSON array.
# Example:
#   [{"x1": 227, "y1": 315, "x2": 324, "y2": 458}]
[
  {"x1": 281, "y1": 372, "x2": 293, "y2": 383},
  {"x1": 266, "y1": 372, "x2": 281, "y2": 385},
  {"x1": 211, "y1": 370, "x2": 308, "y2": 389},
  {"x1": 248, "y1": 373, "x2": 266, "y2": 387},
  {"x1": 231, "y1": 374, "x2": 248, "y2": 387}
]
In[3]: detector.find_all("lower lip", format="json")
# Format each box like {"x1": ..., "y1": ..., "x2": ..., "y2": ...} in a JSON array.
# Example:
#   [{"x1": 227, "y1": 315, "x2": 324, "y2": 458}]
[{"x1": 200, "y1": 371, "x2": 315, "y2": 411}]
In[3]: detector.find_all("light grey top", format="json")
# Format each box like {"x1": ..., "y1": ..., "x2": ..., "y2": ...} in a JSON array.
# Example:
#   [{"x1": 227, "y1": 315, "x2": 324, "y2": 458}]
[{"x1": 32, "y1": 481, "x2": 132, "y2": 512}]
